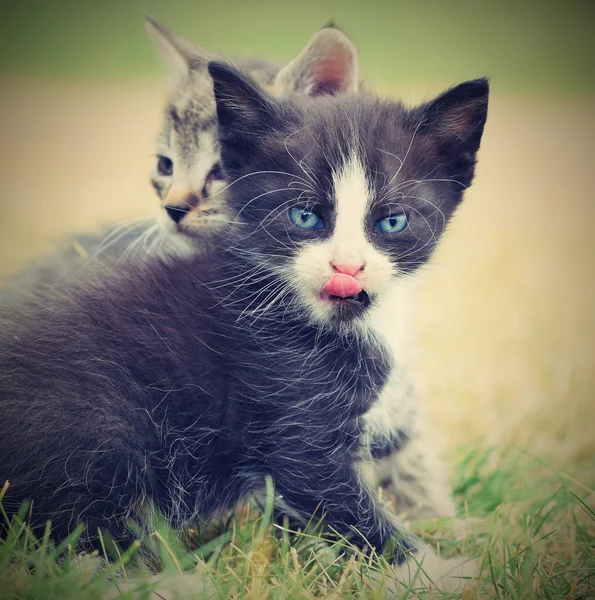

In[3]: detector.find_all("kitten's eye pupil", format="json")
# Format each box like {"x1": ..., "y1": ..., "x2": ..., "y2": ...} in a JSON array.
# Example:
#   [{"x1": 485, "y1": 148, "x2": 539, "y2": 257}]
[
  {"x1": 157, "y1": 156, "x2": 173, "y2": 177},
  {"x1": 375, "y1": 213, "x2": 408, "y2": 234}
]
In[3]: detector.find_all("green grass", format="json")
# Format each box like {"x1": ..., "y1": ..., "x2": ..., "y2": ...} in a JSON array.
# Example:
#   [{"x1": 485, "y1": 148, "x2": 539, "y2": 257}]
[
  {"x1": 1, "y1": 0, "x2": 595, "y2": 92},
  {"x1": 1, "y1": 447, "x2": 594, "y2": 599}
]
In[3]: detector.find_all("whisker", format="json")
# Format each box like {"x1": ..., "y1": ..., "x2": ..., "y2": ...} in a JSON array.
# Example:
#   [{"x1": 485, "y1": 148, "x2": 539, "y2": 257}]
[{"x1": 94, "y1": 215, "x2": 156, "y2": 258}]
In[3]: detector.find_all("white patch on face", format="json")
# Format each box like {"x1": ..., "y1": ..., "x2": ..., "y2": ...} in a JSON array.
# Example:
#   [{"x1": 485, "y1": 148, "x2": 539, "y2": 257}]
[
  {"x1": 291, "y1": 151, "x2": 397, "y2": 329},
  {"x1": 331, "y1": 152, "x2": 371, "y2": 267}
]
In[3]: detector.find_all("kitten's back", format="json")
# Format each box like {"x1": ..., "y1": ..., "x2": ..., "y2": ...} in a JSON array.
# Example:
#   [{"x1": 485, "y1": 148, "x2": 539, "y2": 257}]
[{"x1": 0, "y1": 249, "x2": 231, "y2": 543}]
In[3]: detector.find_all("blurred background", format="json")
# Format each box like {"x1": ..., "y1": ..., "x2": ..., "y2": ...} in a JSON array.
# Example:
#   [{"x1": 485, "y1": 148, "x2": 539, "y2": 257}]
[{"x1": 0, "y1": 0, "x2": 594, "y2": 475}]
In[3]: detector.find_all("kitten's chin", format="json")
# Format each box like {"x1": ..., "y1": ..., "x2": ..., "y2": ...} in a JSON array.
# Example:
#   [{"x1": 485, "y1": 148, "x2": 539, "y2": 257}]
[
  {"x1": 159, "y1": 231, "x2": 201, "y2": 258},
  {"x1": 309, "y1": 290, "x2": 375, "y2": 330},
  {"x1": 319, "y1": 289, "x2": 370, "y2": 306}
]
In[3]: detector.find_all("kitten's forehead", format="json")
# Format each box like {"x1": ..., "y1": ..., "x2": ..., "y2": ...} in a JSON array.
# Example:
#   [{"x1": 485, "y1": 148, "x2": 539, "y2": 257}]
[
  {"x1": 169, "y1": 76, "x2": 217, "y2": 132},
  {"x1": 163, "y1": 63, "x2": 279, "y2": 167},
  {"x1": 165, "y1": 76, "x2": 218, "y2": 167},
  {"x1": 168, "y1": 98, "x2": 217, "y2": 135},
  {"x1": 328, "y1": 151, "x2": 374, "y2": 266},
  {"x1": 332, "y1": 151, "x2": 371, "y2": 224},
  {"x1": 286, "y1": 97, "x2": 434, "y2": 214},
  {"x1": 298, "y1": 97, "x2": 414, "y2": 169},
  {"x1": 161, "y1": 64, "x2": 278, "y2": 168}
]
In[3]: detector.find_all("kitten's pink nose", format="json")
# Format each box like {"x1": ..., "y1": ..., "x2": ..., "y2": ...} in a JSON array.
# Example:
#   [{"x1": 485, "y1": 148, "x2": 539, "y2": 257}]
[
  {"x1": 323, "y1": 274, "x2": 363, "y2": 298},
  {"x1": 331, "y1": 263, "x2": 365, "y2": 277}
]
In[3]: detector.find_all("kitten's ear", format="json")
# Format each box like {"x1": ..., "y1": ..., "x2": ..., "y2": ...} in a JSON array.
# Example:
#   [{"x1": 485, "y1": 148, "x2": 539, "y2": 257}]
[
  {"x1": 416, "y1": 78, "x2": 489, "y2": 185},
  {"x1": 274, "y1": 26, "x2": 359, "y2": 97},
  {"x1": 208, "y1": 61, "x2": 282, "y2": 173},
  {"x1": 145, "y1": 16, "x2": 206, "y2": 87}
]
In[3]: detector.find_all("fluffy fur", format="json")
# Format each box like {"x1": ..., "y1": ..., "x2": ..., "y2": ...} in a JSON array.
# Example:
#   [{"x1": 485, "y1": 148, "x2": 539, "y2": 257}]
[
  {"x1": 0, "y1": 61, "x2": 487, "y2": 587},
  {"x1": 0, "y1": 222, "x2": 154, "y2": 299}
]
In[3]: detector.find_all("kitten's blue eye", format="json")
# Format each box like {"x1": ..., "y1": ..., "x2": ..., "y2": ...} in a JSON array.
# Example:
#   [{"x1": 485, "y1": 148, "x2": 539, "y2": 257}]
[
  {"x1": 375, "y1": 214, "x2": 408, "y2": 233},
  {"x1": 289, "y1": 207, "x2": 324, "y2": 230}
]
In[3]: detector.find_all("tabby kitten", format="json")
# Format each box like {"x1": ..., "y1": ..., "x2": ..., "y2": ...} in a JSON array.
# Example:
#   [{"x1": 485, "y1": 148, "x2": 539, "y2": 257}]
[{"x1": 0, "y1": 60, "x2": 488, "y2": 590}]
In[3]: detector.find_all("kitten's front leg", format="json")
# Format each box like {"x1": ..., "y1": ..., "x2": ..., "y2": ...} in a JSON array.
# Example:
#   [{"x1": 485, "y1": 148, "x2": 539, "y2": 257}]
[
  {"x1": 273, "y1": 458, "x2": 419, "y2": 565},
  {"x1": 273, "y1": 459, "x2": 478, "y2": 593},
  {"x1": 361, "y1": 368, "x2": 416, "y2": 460}
]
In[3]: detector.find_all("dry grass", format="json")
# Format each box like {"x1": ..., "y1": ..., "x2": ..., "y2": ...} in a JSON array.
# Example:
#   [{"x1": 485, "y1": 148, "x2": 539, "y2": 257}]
[{"x1": 0, "y1": 79, "x2": 594, "y2": 598}]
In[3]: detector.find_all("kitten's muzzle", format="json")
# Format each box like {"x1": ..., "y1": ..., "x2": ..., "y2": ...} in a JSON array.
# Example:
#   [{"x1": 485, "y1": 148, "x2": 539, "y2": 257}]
[
  {"x1": 321, "y1": 273, "x2": 370, "y2": 310},
  {"x1": 164, "y1": 204, "x2": 190, "y2": 224}
]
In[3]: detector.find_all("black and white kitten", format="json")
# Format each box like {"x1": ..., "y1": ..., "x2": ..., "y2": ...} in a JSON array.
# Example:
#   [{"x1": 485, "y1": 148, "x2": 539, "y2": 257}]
[
  {"x1": 146, "y1": 18, "x2": 460, "y2": 520},
  {"x1": 0, "y1": 62, "x2": 487, "y2": 590}
]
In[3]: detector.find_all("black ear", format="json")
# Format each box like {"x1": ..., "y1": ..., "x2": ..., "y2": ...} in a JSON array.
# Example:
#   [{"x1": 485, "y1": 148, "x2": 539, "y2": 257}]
[
  {"x1": 416, "y1": 78, "x2": 489, "y2": 186},
  {"x1": 208, "y1": 61, "x2": 283, "y2": 174}
]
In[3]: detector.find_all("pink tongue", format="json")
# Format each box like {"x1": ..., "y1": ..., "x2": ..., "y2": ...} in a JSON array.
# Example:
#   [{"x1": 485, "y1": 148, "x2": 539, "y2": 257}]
[{"x1": 322, "y1": 273, "x2": 363, "y2": 298}]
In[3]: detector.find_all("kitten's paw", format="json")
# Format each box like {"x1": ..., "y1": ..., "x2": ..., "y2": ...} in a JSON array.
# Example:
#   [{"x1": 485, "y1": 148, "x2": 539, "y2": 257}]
[
  {"x1": 71, "y1": 552, "x2": 103, "y2": 583},
  {"x1": 386, "y1": 547, "x2": 480, "y2": 594},
  {"x1": 377, "y1": 474, "x2": 458, "y2": 521}
]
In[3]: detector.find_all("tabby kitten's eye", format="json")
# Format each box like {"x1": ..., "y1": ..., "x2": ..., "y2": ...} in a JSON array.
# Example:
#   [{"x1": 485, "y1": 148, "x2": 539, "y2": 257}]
[
  {"x1": 157, "y1": 156, "x2": 173, "y2": 177},
  {"x1": 289, "y1": 207, "x2": 324, "y2": 230},
  {"x1": 208, "y1": 163, "x2": 224, "y2": 181},
  {"x1": 375, "y1": 214, "x2": 408, "y2": 233}
]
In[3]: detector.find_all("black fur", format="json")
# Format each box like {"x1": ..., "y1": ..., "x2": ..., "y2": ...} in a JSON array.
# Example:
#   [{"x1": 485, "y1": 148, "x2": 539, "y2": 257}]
[
  {"x1": 0, "y1": 63, "x2": 488, "y2": 564},
  {"x1": 0, "y1": 252, "x2": 408, "y2": 558}
]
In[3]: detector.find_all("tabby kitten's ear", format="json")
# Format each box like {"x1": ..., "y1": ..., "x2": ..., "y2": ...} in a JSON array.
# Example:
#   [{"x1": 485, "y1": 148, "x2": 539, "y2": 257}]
[
  {"x1": 208, "y1": 62, "x2": 284, "y2": 175},
  {"x1": 274, "y1": 25, "x2": 360, "y2": 97},
  {"x1": 416, "y1": 78, "x2": 489, "y2": 187},
  {"x1": 145, "y1": 16, "x2": 206, "y2": 88}
]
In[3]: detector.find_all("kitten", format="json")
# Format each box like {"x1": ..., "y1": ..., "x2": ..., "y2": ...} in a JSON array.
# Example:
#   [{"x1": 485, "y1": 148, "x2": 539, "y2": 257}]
[
  {"x1": 0, "y1": 60, "x2": 488, "y2": 590},
  {"x1": 146, "y1": 17, "x2": 360, "y2": 247},
  {"x1": 145, "y1": 19, "x2": 459, "y2": 520}
]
